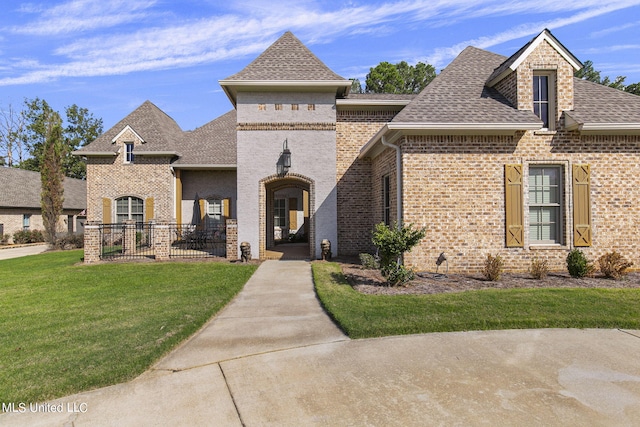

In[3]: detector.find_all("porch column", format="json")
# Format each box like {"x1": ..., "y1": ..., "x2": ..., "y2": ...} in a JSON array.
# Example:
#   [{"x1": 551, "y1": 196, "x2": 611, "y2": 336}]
[
  {"x1": 154, "y1": 221, "x2": 171, "y2": 261},
  {"x1": 226, "y1": 219, "x2": 238, "y2": 260}
]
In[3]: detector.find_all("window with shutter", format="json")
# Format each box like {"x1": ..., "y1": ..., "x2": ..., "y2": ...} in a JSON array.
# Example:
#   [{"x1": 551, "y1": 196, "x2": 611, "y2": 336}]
[
  {"x1": 572, "y1": 164, "x2": 592, "y2": 247},
  {"x1": 529, "y1": 166, "x2": 562, "y2": 244},
  {"x1": 505, "y1": 164, "x2": 524, "y2": 247}
]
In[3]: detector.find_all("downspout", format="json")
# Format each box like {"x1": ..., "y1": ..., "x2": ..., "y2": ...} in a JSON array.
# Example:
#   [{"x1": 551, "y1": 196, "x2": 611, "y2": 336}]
[{"x1": 381, "y1": 135, "x2": 402, "y2": 225}]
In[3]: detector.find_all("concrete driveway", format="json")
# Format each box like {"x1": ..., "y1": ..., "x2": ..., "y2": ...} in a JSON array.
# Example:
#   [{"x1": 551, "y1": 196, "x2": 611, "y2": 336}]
[
  {"x1": 0, "y1": 244, "x2": 48, "y2": 260},
  {"x1": 2, "y1": 260, "x2": 640, "y2": 426}
]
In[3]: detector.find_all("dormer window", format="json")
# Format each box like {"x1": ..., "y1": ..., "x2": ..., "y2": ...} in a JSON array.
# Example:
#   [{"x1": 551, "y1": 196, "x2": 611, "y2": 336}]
[
  {"x1": 533, "y1": 72, "x2": 556, "y2": 130},
  {"x1": 124, "y1": 142, "x2": 134, "y2": 163}
]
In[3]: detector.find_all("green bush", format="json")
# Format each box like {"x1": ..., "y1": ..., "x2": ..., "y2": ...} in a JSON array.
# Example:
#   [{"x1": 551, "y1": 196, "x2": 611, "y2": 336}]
[
  {"x1": 13, "y1": 229, "x2": 45, "y2": 244},
  {"x1": 529, "y1": 257, "x2": 549, "y2": 280},
  {"x1": 1, "y1": 234, "x2": 10, "y2": 245},
  {"x1": 598, "y1": 251, "x2": 633, "y2": 279},
  {"x1": 566, "y1": 249, "x2": 594, "y2": 278},
  {"x1": 372, "y1": 222, "x2": 426, "y2": 286},
  {"x1": 54, "y1": 234, "x2": 84, "y2": 250},
  {"x1": 482, "y1": 254, "x2": 504, "y2": 281},
  {"x1": 359, "y1": 253, "x2": 380, "y2": 269}
]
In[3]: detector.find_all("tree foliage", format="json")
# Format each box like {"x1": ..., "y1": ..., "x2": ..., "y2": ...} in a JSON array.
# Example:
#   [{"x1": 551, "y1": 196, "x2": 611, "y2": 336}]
[
  {"x1": 372, "y1": 222, "x2": 426, "y2": 286},
  {"x1": 365, "y1": 61, "x2": 436, "y2": 94},
  {"x1": 17, "y1": 98, "x2": 103, "y2": 179},
  {"x1": 40, "y1": 115, "x2": 65, "y2": 245},
  {"x1": 575, "y1": 60, "x2": 639, "y2": 95}
]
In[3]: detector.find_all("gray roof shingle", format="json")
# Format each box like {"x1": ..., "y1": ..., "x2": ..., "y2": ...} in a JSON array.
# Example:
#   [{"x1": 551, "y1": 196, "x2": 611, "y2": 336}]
[
  {"x1": 392, "y1": 46, "x2": 541, "y2": 125},
  {"x1": 78, "y1": 100, "x2": 184, "y2": 154},
  {"x1": 568, "y1": 78, "x2": 640, "y2": 125},
  {"x1": 174, "y1": 110, "x2": 237, "y2": 166},
  {"x1": 0, "y1": 167, "x2": 86, "y2": 210},
  {"x1": 222, "y1": 31, "x2": 347, "y2": 82}
]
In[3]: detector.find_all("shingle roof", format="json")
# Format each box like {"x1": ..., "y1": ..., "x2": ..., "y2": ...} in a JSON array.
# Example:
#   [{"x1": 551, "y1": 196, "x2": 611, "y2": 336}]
[
  {"x1": 567, "y1": 78, "x2": 640, "y2": 126},
  {"x1": 174, "y1": 110, "x2": 237, "y2": 166},
  {"x1": 78, "y1": 101, "x2": 183, "y2": 154},
  {"x1": 391, "y1": 46, "x2": 541, "y2": 125},
  {"x1": 0, "y1": 167, "x2": 86, "y2": 210},
  {"x1": 223, "y1": 32, "x2": 347, "y2": 82},
  {"x1": 342, "y1": 93, "x2": 417, "y2": 101}
]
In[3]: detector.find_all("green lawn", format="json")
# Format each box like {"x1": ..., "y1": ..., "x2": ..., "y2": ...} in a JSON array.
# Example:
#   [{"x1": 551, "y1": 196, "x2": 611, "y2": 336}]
[
  {"x1": 0, "y1": 250, "x2": 257, "y2": 403},
  {"x1": 313, "y1": 262, "x2": 640, "y2": 339}
]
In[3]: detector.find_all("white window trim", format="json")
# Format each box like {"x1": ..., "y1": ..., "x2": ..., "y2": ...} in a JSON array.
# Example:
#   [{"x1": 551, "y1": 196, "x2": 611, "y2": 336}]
[
  {"x1": 533, "y1": 71, "x2": 556, "y2": 131},
  {"x1": 524, "y1": 162, "x2": 569, "y2": 248}
]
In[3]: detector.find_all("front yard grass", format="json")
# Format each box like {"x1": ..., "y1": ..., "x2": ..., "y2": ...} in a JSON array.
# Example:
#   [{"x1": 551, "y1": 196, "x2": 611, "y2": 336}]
[
  {"x1": 0, "y1": 250, "x2": 257, "y2": 403},
  {"x1": 313, "y1": 262, "x2": 640, "y2": 339}
]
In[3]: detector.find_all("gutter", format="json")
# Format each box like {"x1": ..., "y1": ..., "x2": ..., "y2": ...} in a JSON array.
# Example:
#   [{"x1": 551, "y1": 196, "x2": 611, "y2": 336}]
[{"x1": 381, "y1": 135, "x2": 403, "y2": 225}]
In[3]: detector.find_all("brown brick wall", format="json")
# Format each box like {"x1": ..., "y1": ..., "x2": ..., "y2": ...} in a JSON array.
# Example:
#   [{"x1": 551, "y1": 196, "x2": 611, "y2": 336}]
[
  {"x1": 336, "y1": 110, "x2": 399, "y2": 255},
  {"x1": 86, "y1": 154, "x2": 174, "y2": 222},
  {"x1": 399, "y1": 132, "x2": 640, "y2": 273}
]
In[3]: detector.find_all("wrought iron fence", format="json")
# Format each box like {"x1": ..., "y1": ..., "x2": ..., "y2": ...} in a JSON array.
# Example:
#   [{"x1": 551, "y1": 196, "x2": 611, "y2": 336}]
[
  {"x1": 99, "y1": 222, "x2": 154, "y2": 260},
  {"x1": 169, "y1": 223, "x2": 226, "y2": 258}
]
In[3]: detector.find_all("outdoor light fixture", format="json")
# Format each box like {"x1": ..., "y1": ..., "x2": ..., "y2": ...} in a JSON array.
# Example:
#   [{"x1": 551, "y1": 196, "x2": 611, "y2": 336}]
[
  {"x1": 435, "y1": 252, "x2": 448, "y2": 279},
  {"x1": 282, "y1": 138, "x2": 291, "y2": 169},
  {"x1": 277, "y1": 138, "x2": 292, "y2": 176}
]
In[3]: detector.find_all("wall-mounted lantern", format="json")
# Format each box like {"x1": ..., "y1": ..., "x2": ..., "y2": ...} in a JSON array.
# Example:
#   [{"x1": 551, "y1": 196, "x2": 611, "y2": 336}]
[{"x1": 277, "y1": 138, "x2": 292, "y2": 176}]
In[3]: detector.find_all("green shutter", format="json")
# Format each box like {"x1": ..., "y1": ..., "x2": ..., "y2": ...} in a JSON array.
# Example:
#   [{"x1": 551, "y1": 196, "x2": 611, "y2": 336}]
[
  {"x1": 505, "y1": 164, "x2": 524, "y2": 247},
  {"x1": 102, "y1": 198, "x2": 112, "y2": 224},
  {"x1": 145, "y1": 197, "x2": 154, "y2": 222},
  {"x1": 573, "y1": 164, "x2": 592, "y2": 247}
]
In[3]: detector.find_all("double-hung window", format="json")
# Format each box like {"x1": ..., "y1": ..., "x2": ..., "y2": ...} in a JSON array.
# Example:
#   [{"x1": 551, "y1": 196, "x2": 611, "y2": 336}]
[
  {"x1": 116, "y1": 196, "x2": 144, "y2": 223},
  {"x1": 207, "y1": 199, "x2": 222, "y2": 225},
  {"x1": 533, "y1": 72, "x2": 555, "y2": 130},
  {"x1": 529, "y1": 166, "x2": 562, "y2": 244},
  {"x1": 124, "y1": 143, "x2": 134, "y2": 163}
]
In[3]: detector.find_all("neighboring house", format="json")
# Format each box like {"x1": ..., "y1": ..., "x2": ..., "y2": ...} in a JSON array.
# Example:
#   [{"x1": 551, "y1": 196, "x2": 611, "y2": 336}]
[
  {"x1": 76, "y1": 30, "x2": 640, "y2": 272},
  {"x1": 0, "y1": 167, "x2": 87, "y2": 243}
]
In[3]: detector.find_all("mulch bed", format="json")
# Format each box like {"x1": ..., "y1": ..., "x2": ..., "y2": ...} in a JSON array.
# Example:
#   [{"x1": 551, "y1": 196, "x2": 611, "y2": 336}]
[{"x1": 336, "y1": 260, "x2": 640, "y2": 295}]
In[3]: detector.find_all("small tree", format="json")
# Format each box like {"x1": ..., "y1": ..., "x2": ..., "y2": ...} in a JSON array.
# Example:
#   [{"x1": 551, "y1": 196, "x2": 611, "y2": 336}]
[
  {"x1": 40, "y1": 117, "x2": 64, "y2": 245},
  {"x1": 372, "y1": 222, "x2": 426, "y2": 286}
]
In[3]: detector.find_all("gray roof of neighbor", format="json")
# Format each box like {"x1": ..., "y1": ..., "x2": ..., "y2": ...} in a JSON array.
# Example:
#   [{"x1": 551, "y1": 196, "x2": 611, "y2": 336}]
[
  {"x1": 222, "y1": 32, "x2": 347, "y2": 82},
  {"x1": 78, "y1": 101, "x2": 183, "y2": 154},
  {"x1": 567, "y1": 78, "x2": 640, "y2": 125},
  {"x1": 391, "y1": 46, "x2": 541, "y2": 125},
  {"x1": 0, "y1": 167, "x2": 86, "y2": 210},
  {"x1": 173, "y1": 110, "x2": 237, "y2": 166}
]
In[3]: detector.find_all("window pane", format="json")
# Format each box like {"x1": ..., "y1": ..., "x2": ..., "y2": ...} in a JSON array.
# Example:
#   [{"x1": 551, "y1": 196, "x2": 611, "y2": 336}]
[
  {"x1": 130, "y1": 198, "x2": 143, "y2": 214},
  {"x1": 538, "y1": 76, "x2": 548, "y2": 101},
  {"x1": 529, "y1": 166, "x2": 562, "y2": 244}
]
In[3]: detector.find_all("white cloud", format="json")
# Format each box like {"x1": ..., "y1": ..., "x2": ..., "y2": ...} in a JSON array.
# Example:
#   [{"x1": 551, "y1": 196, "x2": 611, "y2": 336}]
[{"x1": 3, "y1": 0, "x2": 640, "y2": 86}]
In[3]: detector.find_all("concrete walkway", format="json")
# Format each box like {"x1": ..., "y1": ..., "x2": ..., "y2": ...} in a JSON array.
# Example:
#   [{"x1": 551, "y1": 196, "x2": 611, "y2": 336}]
[
  {"x1": 2, "y1": 261, "x2": 640, "y2": 426},
  {"x1": 0, "y1": 244, "x2": 48, "y2": 260}
]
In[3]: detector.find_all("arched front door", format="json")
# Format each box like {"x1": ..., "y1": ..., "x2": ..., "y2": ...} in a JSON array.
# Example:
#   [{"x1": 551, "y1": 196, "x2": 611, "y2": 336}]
[{"x1": 260, "y1": 174, "x2": 314, "y2": 260}]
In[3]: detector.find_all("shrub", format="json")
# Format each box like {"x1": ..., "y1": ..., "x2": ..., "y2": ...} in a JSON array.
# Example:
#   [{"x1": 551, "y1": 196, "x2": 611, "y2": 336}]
[
  {"x1": 359, "y1": 253, "x2": 380, "y2": 270},
  {"x1": 482, "y1": 254, "x2": 504, "y2": 281},
  {"x1": 13, "y1": 229, "x2": 45, "y2": 244},
  {"x1": 566, "y1": 249, "x2": 594, "y2": 278},
  {"x1": 0, "y1": 234, "x2": 10, "y2": 245},
  {"x1": 598, "y1": 251, "x2": 633, "y2": 279},
  {"x1": 55, "y1": 234, "x2": 85, "y2": 250},
  {"x1": 372, "y1": 222, "x2": 426, "y2": 286},
  {"x1": 529, "y1": 257, "x2": 549, "y2": 280}
]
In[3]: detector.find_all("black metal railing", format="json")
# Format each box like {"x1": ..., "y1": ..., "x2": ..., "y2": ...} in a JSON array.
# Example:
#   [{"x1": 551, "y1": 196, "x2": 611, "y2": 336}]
[
  {"x1": 169, "y1": 223, "x2": 226, "y2": 258},
  {"x1": 99, "y1": 223, "x2": 154, "y2": 260}
]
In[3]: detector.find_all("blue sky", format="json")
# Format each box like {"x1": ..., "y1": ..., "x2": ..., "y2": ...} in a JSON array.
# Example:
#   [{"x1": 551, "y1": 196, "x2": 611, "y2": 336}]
[{"x1": 1, "y1": 0, "x2": 639, "y2": 132}]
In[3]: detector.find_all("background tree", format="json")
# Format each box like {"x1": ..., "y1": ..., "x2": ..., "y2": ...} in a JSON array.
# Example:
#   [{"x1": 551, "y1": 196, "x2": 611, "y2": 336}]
[
  {"x1": 575, "y1": 60, "x2": 638, "y2": 94},
  {"x1": 350, "y1": 78, "x2": 364, "y2": 94},
  {"x1": 0, "y1": 102, "x2": 27, "y2": 167},
  {"x1": 18, "y1": 98, "x2": 103, "y2": 179},
  {"x1": 40, "y1": 113, "x2": 65, "y2": 245},
  {"x1": 365, "y1": 60, "x2": 436, "y2": 94}
]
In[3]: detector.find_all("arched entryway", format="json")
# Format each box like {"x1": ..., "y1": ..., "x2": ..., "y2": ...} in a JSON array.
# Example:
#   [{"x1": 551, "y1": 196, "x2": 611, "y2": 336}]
[{"x1": 260, "y1": 173, "x2": 315, "y2": 260}]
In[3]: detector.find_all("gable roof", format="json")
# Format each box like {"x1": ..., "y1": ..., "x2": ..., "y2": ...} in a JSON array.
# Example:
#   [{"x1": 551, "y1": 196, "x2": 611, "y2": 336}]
[
  {"x1": 487, "y1": 29, "x2": 582, "y2": 87},
  {"x1": 566, "y1": 78, "x2": 640, "y2": 133},
  {"x1": 0, "y1": 167, "x2": 86, "y2": 210},
  {"x1": 220, "y1": 31, "x2": 351, "y2": 106},
  {"x1": 76, "y1": 101, "x2": 183, "y2": 156},
  {"x1": 174, "y1": 110, "x2": 237, "y2": 168}
]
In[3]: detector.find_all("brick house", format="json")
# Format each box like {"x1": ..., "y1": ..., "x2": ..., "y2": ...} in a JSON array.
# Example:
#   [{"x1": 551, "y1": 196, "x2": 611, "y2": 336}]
[
  {"x1": 0, "y1": 167, "x2": 86, "y2": 243},
  {"x1": 76, "y1": 30, "x2": 640, "y2": 272}
]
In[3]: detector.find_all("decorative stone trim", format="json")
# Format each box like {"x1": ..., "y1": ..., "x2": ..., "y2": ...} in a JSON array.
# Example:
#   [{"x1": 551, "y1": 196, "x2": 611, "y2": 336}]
[{"x1": 237, "y1": 122, "x2": 336, "y2": 131}]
